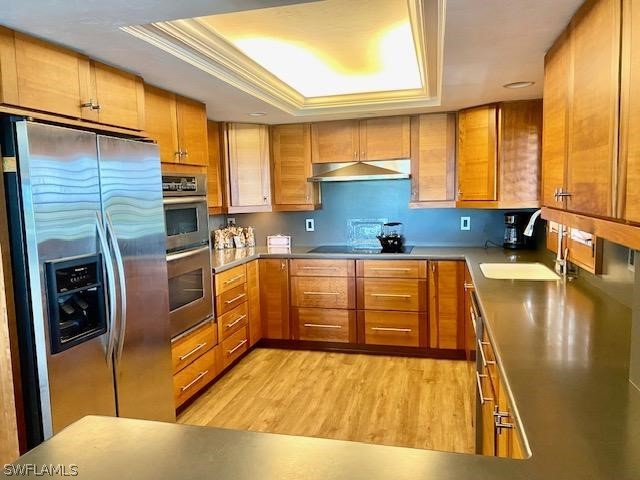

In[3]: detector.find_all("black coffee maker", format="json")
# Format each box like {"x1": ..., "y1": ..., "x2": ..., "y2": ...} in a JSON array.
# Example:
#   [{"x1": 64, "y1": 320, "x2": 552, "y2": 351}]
[{"x1": 503, "y1": 212, "x2": 532, "y2": 249}]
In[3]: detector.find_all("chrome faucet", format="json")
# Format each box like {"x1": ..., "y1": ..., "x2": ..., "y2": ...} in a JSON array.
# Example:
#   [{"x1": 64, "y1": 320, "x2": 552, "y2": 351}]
[{"x1": 524, "y1": 210, "x2": 573, "y2": 279}]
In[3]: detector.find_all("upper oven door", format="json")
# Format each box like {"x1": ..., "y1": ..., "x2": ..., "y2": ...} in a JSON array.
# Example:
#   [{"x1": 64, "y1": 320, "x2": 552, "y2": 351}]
[
  {"x1": 163, "y1": 197, "x2": 209, "y2": 252},
  {"x1": 166, "y1": 245, "x2": 213, "y2": 337}
]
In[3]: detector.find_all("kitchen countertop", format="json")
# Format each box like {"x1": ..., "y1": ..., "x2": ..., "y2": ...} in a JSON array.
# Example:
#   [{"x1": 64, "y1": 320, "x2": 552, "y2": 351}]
[{"x1": 12, "y1": 247, "x2": 640, "y2": 479}]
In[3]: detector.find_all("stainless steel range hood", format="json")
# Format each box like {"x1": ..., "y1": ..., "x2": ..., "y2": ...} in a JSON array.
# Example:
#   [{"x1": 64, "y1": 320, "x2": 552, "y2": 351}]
[{"x1": 308, "y1": 159, "x2": 411, "y2": 182}]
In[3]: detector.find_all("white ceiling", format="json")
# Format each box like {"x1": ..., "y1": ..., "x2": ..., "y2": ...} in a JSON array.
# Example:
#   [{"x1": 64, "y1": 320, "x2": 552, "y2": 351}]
[{"x1": 0, "y1": 0, "x2": 583, "y2": 124}]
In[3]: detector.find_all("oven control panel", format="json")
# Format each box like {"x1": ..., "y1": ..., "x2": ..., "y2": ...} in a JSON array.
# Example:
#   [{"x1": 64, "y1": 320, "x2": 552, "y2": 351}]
[{"x1": 162, "y1": 175, "x2": 197, "y2": 193}]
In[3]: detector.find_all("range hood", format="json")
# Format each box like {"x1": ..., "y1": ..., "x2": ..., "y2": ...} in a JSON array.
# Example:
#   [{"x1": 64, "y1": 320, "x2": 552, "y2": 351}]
[{"x1": 308, "y1": 159, "x2": 411, "y2": 182}]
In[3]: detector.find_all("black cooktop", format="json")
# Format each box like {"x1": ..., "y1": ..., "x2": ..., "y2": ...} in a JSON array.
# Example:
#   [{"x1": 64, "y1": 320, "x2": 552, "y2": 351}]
[{"x1": 307, "y1": 245, "x2": 414, "y2": 254}]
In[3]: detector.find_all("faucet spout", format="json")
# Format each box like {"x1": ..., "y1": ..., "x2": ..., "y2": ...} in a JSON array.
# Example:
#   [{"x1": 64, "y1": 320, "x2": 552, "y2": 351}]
[{"x1": 524, "y1": 209, "x2": 542, "y2": 237}]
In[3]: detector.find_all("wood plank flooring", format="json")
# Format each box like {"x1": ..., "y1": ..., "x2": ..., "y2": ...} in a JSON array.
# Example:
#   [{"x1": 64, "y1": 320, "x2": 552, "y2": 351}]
[{"x1": 178, "y1": 348, "x2": 475, "y2": 453}]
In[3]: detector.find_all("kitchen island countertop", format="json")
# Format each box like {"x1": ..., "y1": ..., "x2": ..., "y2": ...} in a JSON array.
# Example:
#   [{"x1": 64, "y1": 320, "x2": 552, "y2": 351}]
[{"x1": 12, "y1": 247, "x2": 640, "y2": 480}]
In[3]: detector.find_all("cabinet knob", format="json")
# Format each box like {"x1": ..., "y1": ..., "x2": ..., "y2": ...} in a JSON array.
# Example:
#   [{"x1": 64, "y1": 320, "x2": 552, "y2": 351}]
[{"x1": 457, "y1": 189, "x2": 463, "y2": 199}]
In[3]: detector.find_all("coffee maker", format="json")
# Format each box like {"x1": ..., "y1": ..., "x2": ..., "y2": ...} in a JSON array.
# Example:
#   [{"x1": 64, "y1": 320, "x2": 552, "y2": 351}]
[{"x1": 503, "y1": 212, "x2": 533, "y2": 249}]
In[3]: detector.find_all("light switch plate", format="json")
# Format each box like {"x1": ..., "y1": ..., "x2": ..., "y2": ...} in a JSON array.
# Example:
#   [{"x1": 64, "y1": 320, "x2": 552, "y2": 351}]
[
  {"x1": 460, "y1": 216, "x2": 471, "y2": 231},
  {"x1": 227, "y1": 217, "x2": 236, "y2": 227},
  {"x1": 305, "y1": 218, "x2": 315, "y2": 232}
]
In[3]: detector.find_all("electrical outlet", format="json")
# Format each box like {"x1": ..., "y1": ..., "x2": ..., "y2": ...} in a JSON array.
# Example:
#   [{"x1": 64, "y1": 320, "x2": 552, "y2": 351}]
[
  {"x1": 227, "y1": 217, "x2": 236, "y2": 227},
  {"x1": 460, "y1": 216, "x2": 471, "y2": 231},
  {"x1": 305, "y1": 218, "x2": 315, "y2": 232}
]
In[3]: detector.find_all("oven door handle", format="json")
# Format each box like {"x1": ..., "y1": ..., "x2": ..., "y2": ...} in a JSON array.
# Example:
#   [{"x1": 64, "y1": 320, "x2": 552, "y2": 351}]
[
  {"x1": 167, "y1": 245, "x2": 210, "y2": 262},
  {"x1": 163, "y1": 196, "x2": 207, "y2": 205}
]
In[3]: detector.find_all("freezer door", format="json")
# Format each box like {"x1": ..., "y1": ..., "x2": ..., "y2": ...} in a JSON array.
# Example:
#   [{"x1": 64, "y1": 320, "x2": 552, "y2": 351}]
[
  {"x1": 97, "y1": 135, "x2": 175, "y2": 422},
  {"x1": 16, "y1": 121, "x2": 117, "y2": 438}
]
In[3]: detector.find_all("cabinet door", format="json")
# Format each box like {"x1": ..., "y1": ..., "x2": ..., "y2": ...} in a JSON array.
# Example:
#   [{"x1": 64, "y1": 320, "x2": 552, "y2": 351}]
[
  {"x1": 92, "y1": 62, "x2": 145, "y2": 130},
  {"x1": 457, "y1": 106, "x2": 497, "y2": 201},
  {"x1": 542, "y1": 31, "x2": 571, "y2": 208},
  {"x1": 259, "y1": 259, "x2": 290, "y2": 339},
  {"x1": 177, "y1": 96, "x2": 209, "y2": 166},
  {"x1": 567, "y1": 0, "x2": 620, "y2": 217},
  {"x1": 13, "y1": 33, "x2": 83, "y2": 118},
  {"x1": 428, "y1": 261, "x2": 464, "y2": 350},
  {"x1": 246, "y1": 260, "x2": 262, "y2": 347},
  {"x1": 271, "y1": 123, "x2": 318, "y2": 208},
  {"x1": 463, "y1": 267, "x2": 476, "y2": 361},
  {"x1": 311, "y1": 120, "x2": 359, "y2": 163},
  {"x1": 206, "y1": 121, "x2": 225, "y2": 211},
  {"x1": 227, "y1": 123, "x2": 271, "y2": 207},
  {"x1": 620, "y1": 0, "x2": 640, "y2": 223},
  {"x1": 359, "y1": 116, "x2": 410, "y2": 161},
  {"x1": 410, "y1": 113, "x2": 456, "y2": 204},
  {"x1": 498, "y1": 100, "x2": 542, "y2": 204},
  {"x1": 144, "y1": 85, "x2": 179, "y2": 164}
]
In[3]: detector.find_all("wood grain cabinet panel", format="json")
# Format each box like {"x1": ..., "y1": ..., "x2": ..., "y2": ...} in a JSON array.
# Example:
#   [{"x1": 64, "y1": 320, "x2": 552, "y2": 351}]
[
  {"x1": 290, "y1": 259, "x2": 355, "y2": 277},
  {"x1": 291, "y1": 308, "x2": 355, "y2": 343},
  {"x1": 311, "y1": 119, "x2": 360, "y2": 163},
  {"x1": 144, "y1": 85, "x2": 179, "y2": 163},
  {"x1": 566, "y1": 0, "x2": 620, "y2": 218},
  {"x1": 0, "y1": 27, "x2": 19, "y2": 106},
  {"x1": 457, "y1": 105, "x2": 498, "y2": 201},
  {"x1": 428, "y1": 261, "x2": 465, "y2": 350},
  {"x1": 216, "y1": 283, "x2": 247, "y2": 316},
  {"x1": 217, "y1": 302, "x2": 248, "y2": 341},
  {"x1": 291, "y1": 276, "x2": 355, "y2": 309},
  {"x1": 207, "y1": 120, "x2": 225, "y2": 213},
  {"x1": 173, "y1": 346, "x2": 220, "y2": 408},
  {"x1": 221, "y1": 327, "x2": 249, "y2": 369},
  {"x1": 171, "y1": 320, "x2": 217, "y2": 374},
  {"x1": 214, "y1": 264, "x2": 247, "y2": 296},
  {"x1": 360, "y1": 278, "x2": 423, "y2": 312},
  {"x1": 410, "y1": 113, "x2": 456, "y2": 206},
  {"x1": 271, "y1": 123, "x2": 319, "y2": 210},
  {"x1": 177, "y1": 96, "x2": 209, "y2": 166},
  {"x1": 259, "y1": 259, "x2": 290, "y2": 339},
  {"x1": 542, "y1": 30, "x2": 571, "y2": 208},
  {"x1": 359, "y1": 116, "x2": 410, "y2": 161},
  {"x1": 90, "y1": 61, "x2": 144, "y2": 130},
  {"x1": 362, "y1": 311, "x2": 421, "y2": 347},
  {"x1": 356, "y1": 259, "x2": 426, "y2": 279}
]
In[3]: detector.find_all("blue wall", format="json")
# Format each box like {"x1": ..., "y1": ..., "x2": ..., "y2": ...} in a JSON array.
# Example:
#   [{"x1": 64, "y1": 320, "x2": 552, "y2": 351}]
[{"x1": 210, "y1": 179, "x2": 529, "y2": 247}]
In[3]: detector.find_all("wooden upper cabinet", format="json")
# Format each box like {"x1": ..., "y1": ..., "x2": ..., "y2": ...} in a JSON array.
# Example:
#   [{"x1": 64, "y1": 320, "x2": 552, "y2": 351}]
[
  {"x1": 428, "y1": 261, "x2": 464, "y2": 350},
  {"x1": 311, "y1": 119, "x2": 359, "y2": 163},
  {"x1": 410, "y1": 113, "x2": 456, "y2": 206},
  {"x1": 567, "y1": 0, "x2": 620, "y2": 218},
  {"x1": 144, "y1": 85, "x2": 179, "y2": 163},
  {"x1": 0, "y1": 27, "x2": 19, "y2": 105},
  {"x1": 457, "y1": 105, "x2": 498, "y2": 201},
  {"x1": 206, "y1": 120, "x2": 225, "y2": 213},
  {"x1": 226, "y1": 123, "x2": 271, "y2": 211},
  {"x1": 271, "y1": 123, "x2": 319, "y2": 210},
  {"x1": 498, "y1": 100, "x2": 542, "y2": 204},
  {"x1": 89, "y1": 61, "x2": 145, "y2": 131},
  {"x1": 620, "y1": 0, "x2": 640, "y2": 224},
  {"x1": 542, "y1": 30, "x2": 571, "y2": 208},
  {"x1": 176, "y1": 96, "x2": 208, "y2": 166},
  {"x1": 359, "y1": 116, "x2": 410, "y2": 161},
  {"x1": 13, "y1": 32, "x2": 84, "y2": 118}
]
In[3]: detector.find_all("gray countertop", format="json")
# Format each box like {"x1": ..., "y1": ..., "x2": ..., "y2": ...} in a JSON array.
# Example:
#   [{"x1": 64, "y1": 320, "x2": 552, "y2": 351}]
[{"x1": 12, "y1": 247, "x2": 640, "y2": 479}]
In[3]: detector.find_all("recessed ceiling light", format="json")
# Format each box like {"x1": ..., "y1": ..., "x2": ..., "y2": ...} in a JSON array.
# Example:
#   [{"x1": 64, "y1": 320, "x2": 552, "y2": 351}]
[
  {"x1": 503, "y1": 81, "x2": 535, "y2": 89},
  {"x1": 248, "y1": 112, "x2": 266, "y2": 117}
]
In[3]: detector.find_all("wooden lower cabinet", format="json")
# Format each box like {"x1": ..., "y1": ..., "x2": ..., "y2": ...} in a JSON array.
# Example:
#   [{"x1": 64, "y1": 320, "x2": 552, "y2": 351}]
[
  {"x1": 215, "y1": 264, "x2": 247, "y2": 296},
  {"x1": 216, "y1": 283, "x2": 247, "y2": 316},
  {"x1": 217, "y1": 302, "x2": 248, "y2": 340},
  {"x1": 291, "y1": 308, "x2": 355, "y2": 343},
  {"x1": 171, "y1": 319, "x2": 217, "y2": 374},
  {"x1": 290, "y1": 259, "x2": 355, "y2": 277},
  {"x1": 359, "y1": 311, "x2": 423, "y2": 347},
  {"x1": 246, "y1": 260, "x2": 262, "y2": 347},
  {"x1": 479, "y1": 370, "x2": 497, "y2": 456},
  {"x1": 291, "y1": 276, "x2": 355, "y2": 309},
  {"x1": 259, "y1": 259, "x2": 290, "y2": 339},
  {"x1": 173, "y1": 346, "x2": 221, "y2": 408},
  {"x1": 221, "y1": 326, "x2": 249, "y2": 369},
  {"x1": 428, "y1": 261, "x2": 465, "y2": 350},
  {"x1": 359, "y1": 277, "x2": 424, "y2": 312}
]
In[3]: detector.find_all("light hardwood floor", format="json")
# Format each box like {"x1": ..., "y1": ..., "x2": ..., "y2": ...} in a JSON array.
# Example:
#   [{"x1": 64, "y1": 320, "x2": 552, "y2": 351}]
[{"x1": 178, "y1": 348, "x2": 476, "y2": 453}]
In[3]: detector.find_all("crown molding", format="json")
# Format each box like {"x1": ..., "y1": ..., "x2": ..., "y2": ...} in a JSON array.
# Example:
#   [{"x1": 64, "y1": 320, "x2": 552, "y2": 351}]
[{"x1": 121, "y1": 0, "x2": 446, "y2": 116}]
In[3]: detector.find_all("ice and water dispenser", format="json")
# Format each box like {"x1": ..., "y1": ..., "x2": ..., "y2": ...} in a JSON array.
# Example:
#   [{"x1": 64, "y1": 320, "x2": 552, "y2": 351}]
[{"x1": 45, "y1": 254, "x2": 107, "y2": 354}]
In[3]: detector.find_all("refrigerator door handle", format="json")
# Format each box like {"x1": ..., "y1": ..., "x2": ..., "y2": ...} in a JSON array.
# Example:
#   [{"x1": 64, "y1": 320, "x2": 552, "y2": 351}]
[
  {"x1": 106, "y1": 212, "x2": 128, "y2": 370},
  {"x1": 95, "y1": 213, "x2": 117, "y2": 367}
]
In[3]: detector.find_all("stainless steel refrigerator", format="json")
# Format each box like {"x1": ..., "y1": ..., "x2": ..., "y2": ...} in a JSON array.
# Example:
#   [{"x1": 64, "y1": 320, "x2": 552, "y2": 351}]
[{"x1": 3, "y1": 119, "x2": 175, "y2": 447}]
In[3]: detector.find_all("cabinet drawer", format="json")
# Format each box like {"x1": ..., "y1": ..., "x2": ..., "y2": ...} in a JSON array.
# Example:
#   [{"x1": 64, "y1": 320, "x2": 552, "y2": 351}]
[
  {"x1": 173, "y1": 346, "x2": 219, "y2": 408},
  {"x1": 480, "y1": 327, "x2": 498, "y2": 392},
  {"x1": 215, "y1": 264, "x2": 247, "y2": 296},
  {"x1": 171, "y1": 319, "x2": 217, "y2": 374},
  {"x1": 362, "y1": 311, "x2": 420, "y2": 347},
  {"x1": 290, "y1": 259, "x2": 355, "y2": 277},
  {"x1": 291, "y1": 276, "x2": 355, "y2": 309},
  {"x1": 218, "y1": 302, "x2": 248, "y2": 341},
  {"x1": 221, "y1": 326, "x2": 249, "y2": 369},
  {"x1": 360, "y1": 278, "x2": 424, "y2": 311},
  {"x1": 292, "y1": 308, "x2": 354, "y2": 343},
  {"x1": 216, "y1": 283, "x2": 247, "y2": 316},
  {"x1": 357, "y1": 260, "x2": 426, "y2": 278}
]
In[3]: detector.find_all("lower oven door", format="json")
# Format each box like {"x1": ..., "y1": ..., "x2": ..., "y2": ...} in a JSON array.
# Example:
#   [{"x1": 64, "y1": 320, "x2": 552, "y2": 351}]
[
  {"x1": 167, "y1": 245, "x2": 213, "y2": 337},
  {"x1": 164, "y1": 197, "x2": 209, "y2": 252}
]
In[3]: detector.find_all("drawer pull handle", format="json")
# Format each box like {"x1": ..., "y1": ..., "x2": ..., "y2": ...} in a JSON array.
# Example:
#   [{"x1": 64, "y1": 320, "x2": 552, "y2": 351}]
[
  {"x1": 475, "y1": 371, "x2": 493, "y2": 405},
  {"x1": 303, "y1": 323, "x2": 342, "y2": 329},
  {"x1": 224, "y1": 274, "x2": 245, "y2": 285},
  {"x1": 477, "y1": 339, "x2": 496, "y2": 368},
  {"x1": 178, "y1": 342, "x2": 207, "y2": 361},
  {"x1": 301, "y1": 266, "x2": 339, "y2": 270},
  {"x1": 494, "y1": 411, "x2": 515, "y2": 433},
  {"x1": 371, "y1": 327, "x2": 412, "y2": 333},
  {"x1": 463, "y1": 282, "x2": 474, "y2": 290},
  {"x1": 226, "y1": 315, "x2": 247, "y2": 329},
  {"x1": 370, "y1": 293, "x2": 411, "y2": 298},
  {"x1": 303, "y1": 291, "x2": 340, "y2": 296},
  {"x1": 180, "y1": 370, "x2": 209, "y2": 392},
  {"x1": 470, "y1": 308, "x2": 477, "y2": 337},
  {"x1": 228, "y1": 339, "x2": 248, "y2": 355},
  {"x1": 225, "y1": 293, "x2": 246, "y2": 304},
  {"x1": 370, "y1": 267, "x2": 411, "y2": 271}
]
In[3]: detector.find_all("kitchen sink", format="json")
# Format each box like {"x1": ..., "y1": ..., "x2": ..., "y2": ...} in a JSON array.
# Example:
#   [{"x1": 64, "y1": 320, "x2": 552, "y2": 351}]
[{"x1": 479, "y1": 263, "x2": 560, "y2": 281}]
